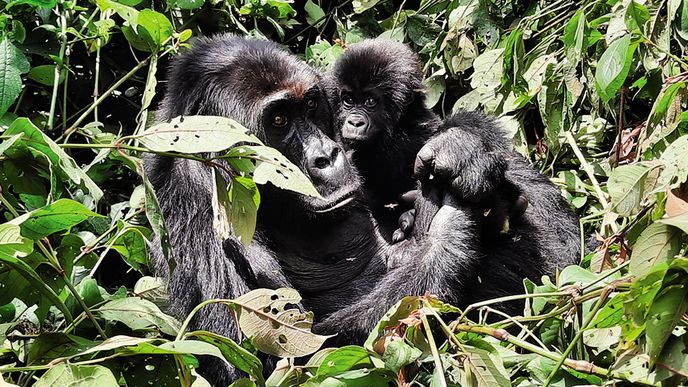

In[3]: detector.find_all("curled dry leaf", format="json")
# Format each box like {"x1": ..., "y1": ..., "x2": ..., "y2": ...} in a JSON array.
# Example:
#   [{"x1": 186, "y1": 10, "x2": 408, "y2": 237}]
[{"x1": 227, "y1": 288, "x2": 332, "y2": 358}]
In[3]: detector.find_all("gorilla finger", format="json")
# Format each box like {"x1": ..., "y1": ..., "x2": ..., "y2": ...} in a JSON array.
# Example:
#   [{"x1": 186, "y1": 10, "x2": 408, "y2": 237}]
[
  {"x1": 512, "y1": 194, "x2": 529, "y2": 218},
  {"x1": 413, "y1": 145, "x2": 435, "y2": 180},
  {"x1": 400, "y1": 190, "x2": 419, "y2": 206},
  {"x1": 391, "y1": 229, "x2": 406, "y2": 244},
  {"x1": 399, "y1": 209, "x2": 416, "y2": 232}
]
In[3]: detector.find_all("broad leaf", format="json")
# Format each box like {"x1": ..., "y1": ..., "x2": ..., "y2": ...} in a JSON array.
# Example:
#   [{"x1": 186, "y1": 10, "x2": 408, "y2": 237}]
[
  {"x1": 10, "y1": 199, "x2": 101, "y2": 240},
  {"x1": 5, "y1": 118, "x2": 104, "y2": 202},
  {"x1": 228, "y1": 288, "x2": 331, "y2": 357},
  {"x1": 34, "y1": 364, "x2": 118, "y2": 387},
  {"x1": 595, "y1": 34, "x2": 636, "y2": 103},
  {"x1": 137, "y1": 115, "x2": 260, "y2": 153},
  {"x1": 0, "y1": 38, "x2": 30, "y2": 117},
  {"x1": 97, "y1": 297, "x2": 180, "y2": 336},
  {"x1": 629, "y1": 223, "x2": 681, "y2": 277}
]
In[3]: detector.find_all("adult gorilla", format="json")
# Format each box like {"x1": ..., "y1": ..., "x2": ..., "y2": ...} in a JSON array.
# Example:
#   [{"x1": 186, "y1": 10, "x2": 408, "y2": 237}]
[{"x1": 145, "y1": 34, "x2": 579, "y2": 384}]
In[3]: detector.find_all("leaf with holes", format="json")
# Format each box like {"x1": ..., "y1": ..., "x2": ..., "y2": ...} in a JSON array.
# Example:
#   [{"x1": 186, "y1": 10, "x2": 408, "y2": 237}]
[
  {"x1": 227, "y1": 288, "x2": 332, "y2": 358},
  {"x1": 231, "y1": 145, "x2": 321, "y2": 198},
  {"x1": 137, "y1": 116, "x2": 261, "y2": 153}
]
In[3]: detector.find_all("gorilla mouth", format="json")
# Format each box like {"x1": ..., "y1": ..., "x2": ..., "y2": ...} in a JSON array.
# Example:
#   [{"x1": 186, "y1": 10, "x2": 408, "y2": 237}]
[
  {"x1": 342, "y1": 128, "x2": 371, "y2": 142},
  {"x1": 311, "y1": 188, "x2": 357, "y2": 213}
]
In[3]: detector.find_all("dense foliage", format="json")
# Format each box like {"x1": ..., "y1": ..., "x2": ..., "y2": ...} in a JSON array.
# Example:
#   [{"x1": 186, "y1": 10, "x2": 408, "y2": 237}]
[{"x1": 0, "y1": 0, "x2": 687, "y2": 385}]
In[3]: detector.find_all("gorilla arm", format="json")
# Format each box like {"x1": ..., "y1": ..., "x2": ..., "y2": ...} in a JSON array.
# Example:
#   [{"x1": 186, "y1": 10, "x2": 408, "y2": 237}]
[
  {"x1": 314, "y1": 188, "x2": 485, "y2": 343},
  {"x1": 145, "y1": 156, "x2": 291, "y2": 339}
]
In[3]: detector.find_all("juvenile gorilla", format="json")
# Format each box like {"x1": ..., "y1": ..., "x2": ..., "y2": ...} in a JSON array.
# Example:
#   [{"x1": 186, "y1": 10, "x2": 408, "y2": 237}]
[
  {"x1": 331, "y1": 39, "x2": 528, "y2": 241},
  {"x1": 146, "y1": 34, "x2": 580, "y2": 385}
]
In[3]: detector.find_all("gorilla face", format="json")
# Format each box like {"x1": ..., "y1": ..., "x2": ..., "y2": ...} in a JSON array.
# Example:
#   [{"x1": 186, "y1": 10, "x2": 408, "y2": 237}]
[
  {"x1": 157, "y1": 34, "x2": 362, "y2": 217},
  {"x1": 332, "y1": 39, "x2": 425, "y2": 146},
  {"x1": 259, "y1": 84, "x2": 360, "y2": 214}
]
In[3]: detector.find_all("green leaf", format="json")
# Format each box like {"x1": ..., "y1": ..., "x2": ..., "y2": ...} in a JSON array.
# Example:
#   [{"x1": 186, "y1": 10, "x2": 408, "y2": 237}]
[
  {"x1": 28, "y1": 65, "x2": 62, "y2": 86},
  {"x1": 624, "y1": 1, "x2": 650, "y2": 31},
  {"x1": 592, "y1": 293, "x2": 625, "y2": 328},
  {"x1": 10, "y1": 198, "x2": 101, "y2": 240},
  {"x1": 137, "y1": 115, "x2": 261, "y2": 153},
  {"x1": 171, "y1": 0, "x2": 205, "y2": 10},
  {"x1": 4, "y1": 118, "x2": 104, "y2": 202},
  {"x1": 470, "y1": 48, "x2": 504, "y2": 92},
  {"x1": 352, "y1": 0, "x2": 380, "y2": 13},
  {"x1": 364, "y1": 296, "x2": 421, "y2": 350},
  {"x1": 188, "y1": 331, "x2": 265, "y2": 385},
  {"x1": 607, "y1": 163, "x2": 660, "y2": 216},
  {"x1": 382, "y1": 340, "x2": 421, "y2": 374},
  {"x1": 229, "y1": 176, "x2": 260, "y2": 247},
  {"x1": 230, "y1": 145, "x2": 321, "y2": 198},
  {"x1": 97, "y1": 297, "x2": 180, "y2": 336},
  {"x1": 27, "y1": 333, "x2": 96, "y2": 365},
  {"x1": 229, "y1": 288, "x2": 332, "y2": 358},
  {"x1": 658, "y1": 211, "x2": 688, "y2": 234},
  {"x1": 34, "y1": 364, "x2": 118, "y2": 387},
  {"x1": 465, "y1": 346, "x2": 511, "y2": 387},
  {"x1": 316, "y1": 346, "x2": 375, "y2": 377},
  {"x1": 595, "y1": 34, "x2": 636, "y2": 103},
  {"x1": 96, "y1": 0, "x2": 139, "y2": 28},
  {"x1": 6, "y1": 0, "x2": 56, "y2": 8},
  {"x1": 629, "y1": 223, "x2": 682, "y2": 277},
  {"x1": 304, "y1": 0, "x2": 325, "y2": 26},
  {"x1": 137, "y1": 9, "x2": 174, "y2": 51},
  {"x1": 646, "y1": 283, "x2": 688, "y2": 363},
  {"x1": 658, "y1": 134, "x2": 688, "y2": 190},
  {"x1": 0, "y1": 38, "x2": 30, "y2": 117},
  {"x1": 563, "y1": 10, "x2": 587, "y2": 66}
]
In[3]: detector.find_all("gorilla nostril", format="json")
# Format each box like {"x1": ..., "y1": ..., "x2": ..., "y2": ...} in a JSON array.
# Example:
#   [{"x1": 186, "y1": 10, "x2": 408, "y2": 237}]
[
  {"x1": 348, "y1": 119, "x2": 365, "y2": 128},
  {"x1": 313, "y1": 156, "x2": 331, "y2": 169},
  {"x1": 330, "y1": 147, "x2": 340, "y2": 160}
]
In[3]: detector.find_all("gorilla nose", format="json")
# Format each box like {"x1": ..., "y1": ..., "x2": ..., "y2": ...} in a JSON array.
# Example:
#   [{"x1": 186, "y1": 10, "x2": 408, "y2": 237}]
[
  {"x1": 346, "y1": 115, "x2": 367, "y2": 129},
  {"x1": 307, "y1": 138, "x2": 343, "y2": 173}
]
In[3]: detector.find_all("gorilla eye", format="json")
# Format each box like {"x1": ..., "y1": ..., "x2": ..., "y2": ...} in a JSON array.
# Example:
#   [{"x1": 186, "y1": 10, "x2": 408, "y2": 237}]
[
  {"x1": 272, "y1": 114, "x2": 288, "y2": 128},
  {"x1": 364, "y1": 97, "x2": 377, "y2": 108},
  {"x1": 306, "y1": 98, "x2": 317, "y2": 109},
  {"x1": 341, "y1": 94, "x2": 354, "y2": 107}
]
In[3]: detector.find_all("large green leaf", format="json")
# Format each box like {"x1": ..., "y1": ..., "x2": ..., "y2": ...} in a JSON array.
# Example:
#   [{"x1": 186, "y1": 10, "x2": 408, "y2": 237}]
[
  {"x1": 137, "y1": 115, "x2": 260, "y2": 153},
  {"x1": 226, "y1": 145, "x2": 321, "y2": 198},
  {"x1": 595, "y1": 34, "x2": 636, "y2": 103},
  {"x1": 4, "y1": 118, "x2": 104, "y2": 202},
  {"x1": 34, "y1": 364, "x2": 118, "y2": 387},
  {"x1": 187, "y1": 331, "x2": 265, "y2": 385},
  {"x1": 563, "y1": 10, "x2": 587, "y2": 66},
  {"x1": 0, "y1": 38, "x2": 30, "y2": 117},
  {"x1": 97, "y1": 297, "x2": 180, "y2": 336},
  {"x1": 646, "y1": 283, "x2": 688, "y2": 364},
  {"x1": 607, "y1": 163, "x2": 660, "y2": 216},
  {"x1": 629, "y1": 223, "x2": 682, "y2": 277},
  {"x1": 10, "y1": 198, "x2": 102, "y2": 240}
]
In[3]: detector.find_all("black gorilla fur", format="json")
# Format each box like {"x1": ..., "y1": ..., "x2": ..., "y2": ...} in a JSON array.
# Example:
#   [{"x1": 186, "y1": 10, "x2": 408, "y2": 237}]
[
  {"x1": 330, "y1": 39, "x2": 528, "y2": 241},
  {"x1": 145, "y1": 34, "x2": 580, "y2": 385}
]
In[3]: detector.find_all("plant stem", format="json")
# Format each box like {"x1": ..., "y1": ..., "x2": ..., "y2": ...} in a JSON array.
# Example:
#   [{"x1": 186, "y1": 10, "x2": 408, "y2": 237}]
[
  {"x1": 421, "y1": 314, "x2": 448, "y2": 387},
  {"x1": 542, "y1": 292, "x2": 605, "y2": 387},
  {"x1": 176, "y1": 299, "x2": 226, "y2": 341},
  {"x1": 58, "y1": 55, "x2": 153, "y2": 142},
  {"x1": 48, "y1": 1, "x2": 68, "y2": 131},
  {"x1": 458, "y1": 291, "x2": 572, "y2": 321}
]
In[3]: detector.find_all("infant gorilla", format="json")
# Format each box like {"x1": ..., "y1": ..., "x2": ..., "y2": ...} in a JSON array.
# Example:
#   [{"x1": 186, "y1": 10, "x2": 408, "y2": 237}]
[{"x1": 329, "y1": 39, "x2": 528, "y2": 241}]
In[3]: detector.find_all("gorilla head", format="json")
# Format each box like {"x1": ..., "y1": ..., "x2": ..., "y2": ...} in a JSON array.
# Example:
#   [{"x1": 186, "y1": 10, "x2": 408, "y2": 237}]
[
  {"x1": 332, "y1": 39, "x2": 426, "y2": 144},
  {"x1": 157, "y1": 34, "x2": 361, "y2": 217}
]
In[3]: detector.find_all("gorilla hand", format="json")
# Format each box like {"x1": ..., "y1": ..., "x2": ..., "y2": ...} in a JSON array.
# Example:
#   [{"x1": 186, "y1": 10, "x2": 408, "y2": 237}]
[
  {"x1": 391, "y1": 190, "x2": 418, "y2": 244},
  {"x1": 413, "y1": 127, "x2": 508, "y2": 204}
]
